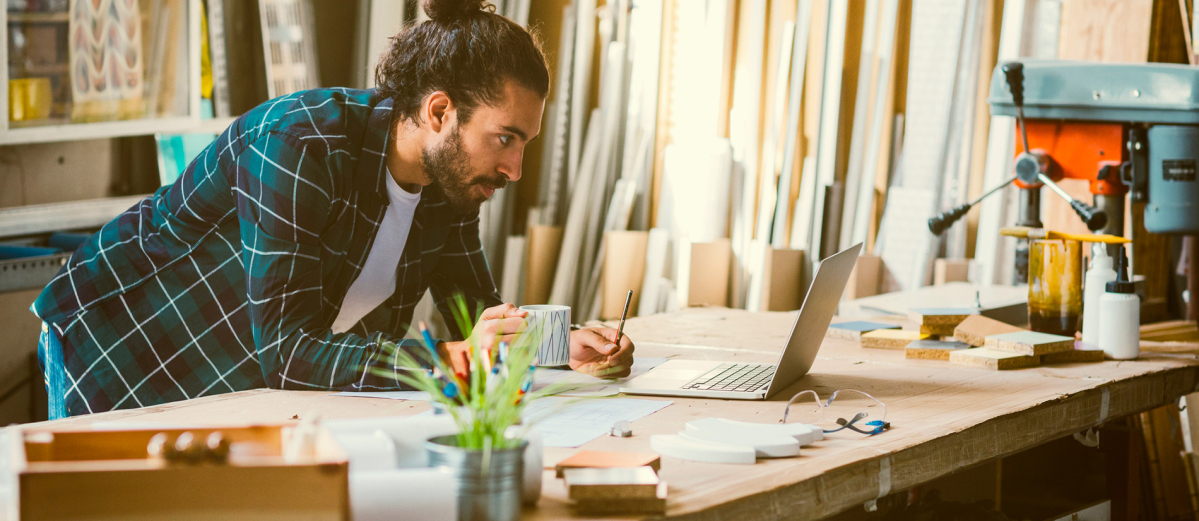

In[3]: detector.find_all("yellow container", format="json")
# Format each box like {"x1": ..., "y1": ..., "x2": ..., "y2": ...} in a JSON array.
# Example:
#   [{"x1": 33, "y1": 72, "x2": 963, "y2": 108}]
[
  {"x1": 1028, "y1": 239, "x2": 1083, "y2": 337},
  {"x1": 8, "y1": 78, "x2": 53, "y2": 121}
]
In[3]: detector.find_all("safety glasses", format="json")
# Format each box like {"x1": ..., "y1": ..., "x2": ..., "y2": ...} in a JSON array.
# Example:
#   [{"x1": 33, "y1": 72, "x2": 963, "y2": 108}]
[{"x1": 781, "y1": 389, "x2": 890, "y2": 435}]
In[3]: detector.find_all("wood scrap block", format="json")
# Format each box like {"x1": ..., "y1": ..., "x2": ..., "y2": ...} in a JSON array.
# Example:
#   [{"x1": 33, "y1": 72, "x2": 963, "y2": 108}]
[
  {"x1": 905, "y1": 339, "x2": 972, "y2": 361},
  {"x1": 984, "y1": 331, "x2": 1074, "y2": 356},
  {"x1": 1042, "y1": 343, "x2": 1106, "y2": 364},
  {"x1": 564, "y1": 466, "x2": 660, "y2": 500},
  {"x1": 934, "y1": 258, "x2": 971, "y2": 285},
  {"x1": 949, "y1": 348, "x2": 1040, "y2": 371},
  {"x1": 761, "y1": 248, "x2": 804, "y2": 311},
  {"x1": 826, "y1": 321, "x2": 901, "y2": 341},
  {"x1": 861, "y1": 329, "x2": 928, "y2": 349},
  {"x1": 844, "y1": 254, "x2": 882, "y2": 299},
  {"x1": 554, "y1": 451, "x2": 661, "y2": 478},
  {"x1": 953, "y1": 315, "x2": 1026, "y2": 347},
  {"x1": 570, "y1": 482, "x2": 667, "y2": 515},
  {"x1": 677, "y1": 239, "x2": 732, "y2": 308},
  {"x1": 909, "y1": 307, "x2": 979, "y2": 336}
]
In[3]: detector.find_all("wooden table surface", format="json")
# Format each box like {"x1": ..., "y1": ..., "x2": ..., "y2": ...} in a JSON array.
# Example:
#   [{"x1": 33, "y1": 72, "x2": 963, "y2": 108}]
[{"x1": 28, "y1": 308, "x2": 1199, "y2": 520}]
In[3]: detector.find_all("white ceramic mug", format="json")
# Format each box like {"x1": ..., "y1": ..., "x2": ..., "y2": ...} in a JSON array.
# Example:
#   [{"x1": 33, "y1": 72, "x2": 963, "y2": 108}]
[{"x1": 520, "y1": 305, "x2": 570, "y2": 366}]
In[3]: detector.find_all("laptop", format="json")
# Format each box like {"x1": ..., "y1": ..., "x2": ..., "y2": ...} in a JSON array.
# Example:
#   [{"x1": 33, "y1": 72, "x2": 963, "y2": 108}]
[{"x1": 619, "y1": 243, "x2": 862, "y2": 400}]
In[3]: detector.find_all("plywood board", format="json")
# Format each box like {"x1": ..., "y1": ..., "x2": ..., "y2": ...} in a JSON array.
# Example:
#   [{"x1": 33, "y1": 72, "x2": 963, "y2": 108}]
[
  {"x1": 984, "y1": 331, "x2": 1074, "y2": 356},
  {"x1": 905, "y1": 339, "x2": 972, "y2": 360},
  {"x1": 909, "y1": 307, "x2": 979, "y2": 336},
  {"x1": 525, "y1": 225, "x2": 564, "y2": 305},
  {"x1": 852, "y1": 0, "x2": 904, "y2": 250},
  {"x1": 949, "y1": 347, "x2": 1040, "y2": 370},
  {"x1": 1042, "y1": 346, "x2": 1106, "y2": 364},
  {"x1": 501, "y1": 235, "x2": 526, "y2": 304},
  {"x1": 803, "y1": 0, "x2": 850, "y2": 266},
  {"x1": 554, "y1": 451, "x2": 661, "y2": 478},
  {"x1": 827, "y1": 321, "x2": 901, "y2": 341},
  {"x1": 933, "y1": 258, "x2": 971, "y2": 285},
  {"x1": 677, "y1": 239, "x2": 732, "y2": 308},
  {"x1": 953, "y1": 315, "x2": 1025, "y2": 347},
  {"x1": 761, "y1": 248, "x2": 805, "y2": 312},
  {"x1": 1058, "y1": 0, "x2": 1153, "y2": 62},
  {"x1": 601, "y1": 231, "x2": 649, "y2": 320},
  {"x1": 728, "y1": 0, "x2": 769, "y2": 309},
  {"x1": 567, "y1": 0, "x2": 597, "y2": 190},
  {"x1": 839, "y1": 0, "x2": 883, "y2": 251},
  {"x1": 861, "y1": 329, "x2": 928, "y2": 349},
  {"x1": 772, "y1": 0, "x2": 815, "y2": 249},
  {"x1": 844, "y1": 253, "x2": 882, "y2": 300}
]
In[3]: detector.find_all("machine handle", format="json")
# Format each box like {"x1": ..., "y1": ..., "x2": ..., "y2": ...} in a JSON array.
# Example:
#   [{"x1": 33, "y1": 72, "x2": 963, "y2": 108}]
[
  {"x1": 928, "y1": 177, "x2": 1016, "y2": 236},
  {"x1": 928, "y1": 203, "x2": 971, "y2": 236},
  {"x1": 1036, "y1": 173, "x2": 1108, "y2": 231},
  {"x1": 1002, "y1": 62, "x2": 1025, "y2": 107},
  {"x1": 1070, "y1": 200, "x2": 1108, "y2": 232}
]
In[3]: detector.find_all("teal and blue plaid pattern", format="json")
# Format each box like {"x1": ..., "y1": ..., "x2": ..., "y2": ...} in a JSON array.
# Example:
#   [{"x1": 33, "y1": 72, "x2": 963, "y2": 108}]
[{"x1": 31, "y1": 88, "x2": 502, "y2": 416}]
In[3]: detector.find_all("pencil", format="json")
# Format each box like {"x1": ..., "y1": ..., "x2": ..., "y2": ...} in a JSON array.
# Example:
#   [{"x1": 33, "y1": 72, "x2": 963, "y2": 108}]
[{"x1": 615, "y1": 290, "x2": 632, "y2": 345}]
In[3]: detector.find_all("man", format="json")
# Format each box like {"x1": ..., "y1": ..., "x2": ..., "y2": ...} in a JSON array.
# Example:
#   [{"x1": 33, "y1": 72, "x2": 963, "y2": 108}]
[{"x1": 31, "y1": 0, "x2": 634, "y2": 419}]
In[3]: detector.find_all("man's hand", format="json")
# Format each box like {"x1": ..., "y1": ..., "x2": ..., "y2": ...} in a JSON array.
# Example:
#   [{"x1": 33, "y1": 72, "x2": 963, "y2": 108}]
[
  {"x1": 441, "y1": 303, "x2": 527, "y2": 377},
  {"x1": 569, "y1": 327, "x2": 635, "y2": 378}
]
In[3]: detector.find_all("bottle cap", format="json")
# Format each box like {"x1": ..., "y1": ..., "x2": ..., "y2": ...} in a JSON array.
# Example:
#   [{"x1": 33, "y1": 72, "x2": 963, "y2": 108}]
[
  {"x1": 1090, "y1": 243, "x2": 1112, "y2": 270},
  {"x1": 1105, "y1": 246, "x2": 1135, "y2": 294}
]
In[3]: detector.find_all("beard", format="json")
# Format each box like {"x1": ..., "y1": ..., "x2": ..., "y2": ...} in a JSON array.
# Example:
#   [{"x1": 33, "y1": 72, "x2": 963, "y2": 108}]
[{"x1": 422, "y1": 126, "x2": 507, "y2": 215}]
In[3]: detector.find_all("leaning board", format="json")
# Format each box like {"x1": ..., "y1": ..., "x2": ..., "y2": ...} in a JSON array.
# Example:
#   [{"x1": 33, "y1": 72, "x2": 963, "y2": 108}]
[{"x1": 27, "y1": 308, "x2": 1199, "y2": 520}]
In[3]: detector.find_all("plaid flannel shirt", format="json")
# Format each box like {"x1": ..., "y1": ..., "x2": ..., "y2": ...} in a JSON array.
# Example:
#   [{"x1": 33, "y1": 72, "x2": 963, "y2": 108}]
[{"x1": 31, "y1": 88, "x2": 502, "y2": 416}]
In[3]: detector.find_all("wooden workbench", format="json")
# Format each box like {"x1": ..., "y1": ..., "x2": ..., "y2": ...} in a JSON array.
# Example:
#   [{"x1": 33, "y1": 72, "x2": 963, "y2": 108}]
[{"x1": 28, "y1": 308, "x2": 1199, "y2": 520}]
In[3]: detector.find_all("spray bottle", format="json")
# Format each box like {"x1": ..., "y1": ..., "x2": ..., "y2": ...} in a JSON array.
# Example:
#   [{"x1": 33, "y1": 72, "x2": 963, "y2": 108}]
[
  {"x1": 1098, "y1": 246, "x2": 1139, "y2": 360},
  {"x1": 1081, "y1": 244, "x2": 1116, "y2": 348}
]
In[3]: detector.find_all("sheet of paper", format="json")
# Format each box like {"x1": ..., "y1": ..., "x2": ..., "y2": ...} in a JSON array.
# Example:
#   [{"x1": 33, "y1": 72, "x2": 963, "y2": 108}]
[
  {"x1": 332, "y1": 358, "x2": 668, "y2": 401},
  {"x1": 533, "y1": 357, "x2": 667, "y2": 397},
  {"x1": 523, "y1": 397, "x2": 672, "y2": 448},
  {"x1": 333, "y1": 391, "x2": 432, "y2": 401}
]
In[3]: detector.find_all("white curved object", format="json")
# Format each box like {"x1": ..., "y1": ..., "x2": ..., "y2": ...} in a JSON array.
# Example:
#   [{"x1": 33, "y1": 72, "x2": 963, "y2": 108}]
[
  {"x1": 685, "y1": 417, "x2": 823, "y2": 445},
  {"x1": 650, "y1": 434, "x2": 756, "y2": 464},
  {"x1": 679, "y1": 428, "x2": 800, "y2": 458}
]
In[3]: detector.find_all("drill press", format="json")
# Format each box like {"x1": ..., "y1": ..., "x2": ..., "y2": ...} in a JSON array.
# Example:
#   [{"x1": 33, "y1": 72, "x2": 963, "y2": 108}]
[{"x1": 930, "y1": 60, "x2": 1199, "y2": 288}]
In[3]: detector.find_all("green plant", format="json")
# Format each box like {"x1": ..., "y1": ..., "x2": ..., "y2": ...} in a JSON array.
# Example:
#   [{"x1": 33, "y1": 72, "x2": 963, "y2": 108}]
[{"x1": 368, "y1": 295, "x2": 565, "y2": 452}]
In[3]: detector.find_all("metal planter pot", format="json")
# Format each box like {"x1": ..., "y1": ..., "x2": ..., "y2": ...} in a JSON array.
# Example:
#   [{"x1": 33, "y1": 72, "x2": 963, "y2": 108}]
[{"x1": 425, "y1": 435, "x2": 527, "y2": 521}]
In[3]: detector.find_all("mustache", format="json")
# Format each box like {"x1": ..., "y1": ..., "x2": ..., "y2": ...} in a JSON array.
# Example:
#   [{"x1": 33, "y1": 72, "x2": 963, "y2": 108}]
[{"x1": 476, "y1": 176, "x2": 507, "y2": 191}]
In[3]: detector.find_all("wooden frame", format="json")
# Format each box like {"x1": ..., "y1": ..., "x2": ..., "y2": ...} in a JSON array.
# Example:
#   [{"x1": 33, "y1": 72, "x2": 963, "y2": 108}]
[{"x1": 11, "y1": 424, "x2": 349, "y2": 520}]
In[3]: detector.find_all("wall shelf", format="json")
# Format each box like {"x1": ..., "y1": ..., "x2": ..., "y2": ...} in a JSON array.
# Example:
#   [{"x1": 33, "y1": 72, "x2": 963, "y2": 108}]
[{"x1": 1, "y1": 0, "x2": 204, "y2": 145}]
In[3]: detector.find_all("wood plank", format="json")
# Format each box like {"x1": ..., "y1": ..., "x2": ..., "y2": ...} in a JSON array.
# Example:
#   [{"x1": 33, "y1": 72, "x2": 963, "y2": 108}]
[
  {"x1": 905, "y1": 339, "x2": 972, "y2": 360},
  {"x1": 862, "y1": 328, "x2": 928, "y2": 349},
  {"x1": 1058, "y1": 0, "x2": 1154, "y2": 62},
  {"x1": 953, "y1": 314, "x2": 1024, "y2": 347},
  {"x1": 983, "y1": 331, "x2": 1074, "y2": 356},
  {"x1": 949, "y1": 347, "x2": 1041, "y2": 370}
]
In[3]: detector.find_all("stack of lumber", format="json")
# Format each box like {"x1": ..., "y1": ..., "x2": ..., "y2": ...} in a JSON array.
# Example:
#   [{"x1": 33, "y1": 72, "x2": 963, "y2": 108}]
[{"x1": 834, "y1": 312, "x2": 1103, "y2": 370}]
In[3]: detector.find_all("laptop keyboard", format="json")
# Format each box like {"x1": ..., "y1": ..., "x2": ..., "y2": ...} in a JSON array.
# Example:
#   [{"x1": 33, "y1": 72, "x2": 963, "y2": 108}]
[{"x1": 679, "y1": 363, "x2": 775, "y2": 393}]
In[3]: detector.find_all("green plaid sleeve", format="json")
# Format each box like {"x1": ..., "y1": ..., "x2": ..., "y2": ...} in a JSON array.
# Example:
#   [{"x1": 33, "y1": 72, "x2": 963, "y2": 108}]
[{"x1": 234, "y1": 129, "x2": 423, "y2": 390}]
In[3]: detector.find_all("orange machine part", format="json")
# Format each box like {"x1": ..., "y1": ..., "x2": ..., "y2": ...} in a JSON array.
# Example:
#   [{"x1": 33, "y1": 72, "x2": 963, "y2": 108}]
[{"x1": 1013, "y1": 120, "x2": 1128, "y2": 195}]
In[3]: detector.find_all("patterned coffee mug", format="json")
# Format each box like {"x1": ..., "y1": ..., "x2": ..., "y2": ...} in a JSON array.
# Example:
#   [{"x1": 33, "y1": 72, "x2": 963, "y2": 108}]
[{"x1": 520, "y1": 305, "x2": 570, "y2": 366}]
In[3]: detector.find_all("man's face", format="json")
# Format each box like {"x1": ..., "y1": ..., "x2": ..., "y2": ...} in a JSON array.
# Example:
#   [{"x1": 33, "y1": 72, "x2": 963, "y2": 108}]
[{"x1": 423, "y1": 81, "x2": 544, "y2": 214}]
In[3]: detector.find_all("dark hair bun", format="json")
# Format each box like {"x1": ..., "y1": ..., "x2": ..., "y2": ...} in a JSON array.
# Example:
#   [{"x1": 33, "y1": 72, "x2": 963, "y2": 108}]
[{"x1": 423, "y1": 0, "x2": 488, "y2": 22}]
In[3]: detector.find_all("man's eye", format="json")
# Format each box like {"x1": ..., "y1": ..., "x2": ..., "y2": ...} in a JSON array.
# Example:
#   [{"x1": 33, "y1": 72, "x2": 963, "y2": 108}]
[{"x1": 499, "y1": 135, "x2": 512, "y2": 145}]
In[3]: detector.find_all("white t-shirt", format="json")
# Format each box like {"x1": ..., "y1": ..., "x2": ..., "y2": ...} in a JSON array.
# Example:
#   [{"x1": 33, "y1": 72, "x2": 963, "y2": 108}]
[{"x1": 331, "y1": 171, "x2": 421, "y2": 333}]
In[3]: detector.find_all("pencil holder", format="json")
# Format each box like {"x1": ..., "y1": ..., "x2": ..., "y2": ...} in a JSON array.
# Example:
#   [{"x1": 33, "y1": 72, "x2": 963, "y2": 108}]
[{"x1": 426, "y1": 435, "x2": 528, "y2": 521}]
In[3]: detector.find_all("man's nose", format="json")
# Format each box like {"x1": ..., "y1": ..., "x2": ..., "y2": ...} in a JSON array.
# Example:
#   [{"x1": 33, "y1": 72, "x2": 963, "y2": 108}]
[{"x1": 499, "y1": 151, "x2": 523, "y2": 182}]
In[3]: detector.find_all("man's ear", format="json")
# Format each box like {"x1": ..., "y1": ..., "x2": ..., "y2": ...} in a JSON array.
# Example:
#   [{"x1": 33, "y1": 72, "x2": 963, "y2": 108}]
[{"x1": 424, "y1": 91, "x2": 454, "y2": 134}]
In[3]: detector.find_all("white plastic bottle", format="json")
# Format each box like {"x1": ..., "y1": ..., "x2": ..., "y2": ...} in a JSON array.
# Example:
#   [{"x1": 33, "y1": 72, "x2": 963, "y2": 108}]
[
  {"x1": 1098, "y1": 247, "x2": 1140, "y2": 360},
  {"x1": 1081, "y1": 244, "x2": 1116, "y2": 348}
]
